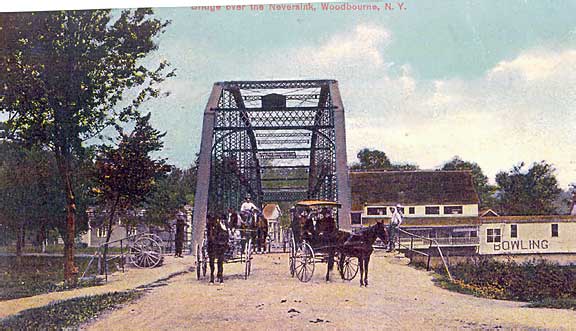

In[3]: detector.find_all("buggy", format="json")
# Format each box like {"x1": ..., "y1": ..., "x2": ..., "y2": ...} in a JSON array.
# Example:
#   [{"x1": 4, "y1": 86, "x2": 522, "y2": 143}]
[{"x1": 288, "y1": 200, "x2": 359, "y2": 282}]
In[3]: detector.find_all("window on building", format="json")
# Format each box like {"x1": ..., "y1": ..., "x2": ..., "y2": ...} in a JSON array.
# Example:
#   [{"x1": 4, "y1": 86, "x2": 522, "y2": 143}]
[
  {"x1": 366, "y1": 207, "x2": 387, "y2": 216},
  {"x1": 97, "y1": 227, "x2": 107, "y2": 238},
  {"x1": 425, "y1": 206, "x2": 440, "y2": 215},
  {"x1": 351, "y1": 212, "x2": 362, "y2": 225},
  {"x1": 444, "y1": 206, "x2": 463, "y2": 215},
  {"x1": 510, "y1": 224, "x2": 518, "y2": 238},
  {"x1": 408, "y1": 207, "x2": 415, "y2": 214},
  {"x1": 486, "y1": 228, "x2": 501, "y2": 243},
  {"x1": 128, "y1": 226, "x2": 138, "y2": 236},
  {"x1": 469, "y1": 231, "x2": 478, "y2": 238},
  {"x1": 551, "y1": 224, "x2": 559, "y2": 237}
]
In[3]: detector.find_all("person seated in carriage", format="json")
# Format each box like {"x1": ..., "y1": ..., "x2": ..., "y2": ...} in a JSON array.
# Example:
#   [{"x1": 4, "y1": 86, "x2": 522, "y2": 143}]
[
  {"x1": 317, "y1": 207, "x2": 337, "y2": 242},
  {"x1": 240, "y1": 195, "x2": 260, "y2": 226}
]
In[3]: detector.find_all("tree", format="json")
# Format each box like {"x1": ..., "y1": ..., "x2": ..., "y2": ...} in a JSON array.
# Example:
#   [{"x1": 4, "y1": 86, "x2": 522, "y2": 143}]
[
  {"x1": 0, "y1": 143, "x2": 92, "y2": 263},
  {"x1": 0, "y1": 10, "x2": 173, "y2": 282},
  {"x1": 351, "y1": 148, "x2": 419, "y2": 171},
  {"x1": 92, "y1": 113, "x2": 171, "y2": 271},
  {"x1": 495, "y1": 161, "x2": 562, "y2": 215},
  {"x1": 441, "y1": 156, "x2": 497, "y2": 208},
  {"x1": 143, "y1": 166, "x2": 196, "y2": 226}
]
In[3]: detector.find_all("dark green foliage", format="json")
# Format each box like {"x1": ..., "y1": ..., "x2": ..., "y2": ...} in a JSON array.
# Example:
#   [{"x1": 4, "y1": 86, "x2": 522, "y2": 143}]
[
  {"x1": 436, "y1": 257, "x2": 576, "y2": 308},
  {"x1": 0, "y1": 290, "x2": 141, "y2": 330},
  {"x1": 0, "y1": 9, "x2": 173, "y2": 281},
  {"x1": 441, "y1": 156, "x2": 497, "y2": 208},
  {"x1": 0, "y1": 143, "x2": 94, "y2": 250},
  {"x1": 93, "y1": 113, "x2": 172, "y2": 210},
  {"x1": 0, "y1": 9, "x2": 173, "y2": 150},
  {"x1": 93, "y1": 113, "x2": 171, "y2": 268},
  {"x1": 496, "y1": 161, "x2": 562, "y2": 215},
  {"x1": 350, "y1": 148, "x2": 419, "y2": 171},
  {"x1": 0, "y1": 256, "x2": 115, "y2": 301},
  {"x1": 144, "y1": 166, "x2": 196, "y2": 225}
]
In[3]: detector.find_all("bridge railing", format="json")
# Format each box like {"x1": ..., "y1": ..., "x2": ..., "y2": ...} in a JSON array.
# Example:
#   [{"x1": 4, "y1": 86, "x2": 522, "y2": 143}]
[{"x1": 394, "y1": 228, "x2": 453, "y2": 281}]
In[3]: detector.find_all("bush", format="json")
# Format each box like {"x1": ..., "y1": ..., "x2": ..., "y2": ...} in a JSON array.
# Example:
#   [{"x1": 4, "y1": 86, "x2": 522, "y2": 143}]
[
  {"x1": 0, "y1": 291, "x2": 142, "y2": 330},
  {"x1": 435, "y1": 257, "x2": 576, "y2": 305}
]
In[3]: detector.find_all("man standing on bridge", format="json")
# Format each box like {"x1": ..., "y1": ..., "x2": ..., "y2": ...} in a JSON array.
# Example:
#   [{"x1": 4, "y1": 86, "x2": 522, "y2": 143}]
[{"x1": 387, "y1": 204, "x2": 403, "y2": 252}]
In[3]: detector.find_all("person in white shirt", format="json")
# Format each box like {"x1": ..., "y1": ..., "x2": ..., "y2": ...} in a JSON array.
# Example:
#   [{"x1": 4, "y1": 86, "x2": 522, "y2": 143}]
[
  {"x1": 240, "y1": 196, "x2": 259, "y2": 225},
  {"x1": 388, "y1": 204, "x2": 403, "y2": 252}
]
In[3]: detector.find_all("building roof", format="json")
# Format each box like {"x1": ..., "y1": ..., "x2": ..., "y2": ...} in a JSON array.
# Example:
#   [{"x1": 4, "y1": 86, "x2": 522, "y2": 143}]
[
  {"x1": 479, "y1": 208, "x2": 500, "y2": 217},
  {"x1": 350, "y1": 170, "x2": 480, "y2": 210}
]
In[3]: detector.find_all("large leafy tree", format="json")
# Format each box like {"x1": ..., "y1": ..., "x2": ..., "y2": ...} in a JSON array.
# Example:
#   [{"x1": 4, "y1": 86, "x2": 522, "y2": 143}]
[
  {"x1": 441, "y1": 156, "x2": 497, "y2": 208},
  {"x1": 350, "y1": 148, "x2": 419, "y2": 171},
  {"x1": 495, "y1": 161, "x2": 562, "y2": 215},
  {"x1": 0, "y1": 143, "x2": 93, "y2": 263},
  {"x1": 92, "y1": 113, "x2": 171, "y2": 269},
  {"x1": 0, "y1": 10, "x2": 173, "y2": 282}
]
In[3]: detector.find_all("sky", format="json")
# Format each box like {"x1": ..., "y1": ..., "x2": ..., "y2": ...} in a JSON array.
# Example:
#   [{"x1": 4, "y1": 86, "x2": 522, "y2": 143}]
[{"x1": 119, "y1": 1, "x2": 576, "y2": 188}]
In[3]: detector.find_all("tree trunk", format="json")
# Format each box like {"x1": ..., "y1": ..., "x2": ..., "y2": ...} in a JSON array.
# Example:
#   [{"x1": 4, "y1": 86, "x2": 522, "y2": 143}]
[
  {"x1": 102, "y1": 195, "x2": 120, "y2": 275},
  {"x1": 55, "y1": 152, "x2": 78, "y2": 284}
]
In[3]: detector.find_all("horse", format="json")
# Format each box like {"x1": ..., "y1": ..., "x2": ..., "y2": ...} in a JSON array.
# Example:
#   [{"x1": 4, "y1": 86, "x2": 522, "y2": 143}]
[
  {"x1": 255, "y1": 213, "x2": 268, "y2": 253},
  {"x1": 326, "y1": 221, "x2": 389, "y2": 287},
  {"x1": 206, "y1": 214, "x2": 230, "y2": 283}
]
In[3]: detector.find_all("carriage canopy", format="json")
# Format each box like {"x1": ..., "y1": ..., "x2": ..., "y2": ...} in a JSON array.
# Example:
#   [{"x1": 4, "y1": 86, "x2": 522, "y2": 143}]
[{"x1": 294, "y1": 200, "x2": 342, "y2": 208}]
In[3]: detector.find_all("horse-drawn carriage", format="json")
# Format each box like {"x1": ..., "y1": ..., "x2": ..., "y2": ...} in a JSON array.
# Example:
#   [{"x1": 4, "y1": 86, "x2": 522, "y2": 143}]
[
  {"x1": 288, "y1": 200, "x2": 358, "y2": 283},
  {"x1": 289, "y1": 200, "x2": 389, "y2": 286},
  {"x1": 196, "y1": 211, "x2": 268, "y2": 283}
]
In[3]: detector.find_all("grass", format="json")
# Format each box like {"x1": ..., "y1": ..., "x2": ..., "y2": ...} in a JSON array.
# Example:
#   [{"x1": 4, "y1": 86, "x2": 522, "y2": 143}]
[
  {"x1": 0, "y1": 244, "x2": 124, "y2": 255},
  {"x1": 0, "y1": 290, "x2": 142, "y2": 330},
  {"x1": 0, "y1": 256, "x2": 119, "y2": 301},
  {"x1": 430, "y1": 258, "x2": 576, "y2": 310}
]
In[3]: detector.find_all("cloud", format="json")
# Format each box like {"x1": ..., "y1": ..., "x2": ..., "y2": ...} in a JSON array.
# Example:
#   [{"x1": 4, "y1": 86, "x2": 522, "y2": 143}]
[
  {"x1": 253, "y1": 25, "x2": 576, "y2": 187},
  {"x1": 256, "y1": 24, "x2": 392, "y2": 80}
]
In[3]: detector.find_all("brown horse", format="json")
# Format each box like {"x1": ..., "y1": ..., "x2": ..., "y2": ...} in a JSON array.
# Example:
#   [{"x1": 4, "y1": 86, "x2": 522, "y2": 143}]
[
  {"x1": 206, "y1": 214, "x2": 230, "y2": 283},
  {"x1": 326, "y1": 221, "x2": 388, "y2": 286},
  {"x1": 255, "y1": 213, "x2": 268, "y2": 253}
]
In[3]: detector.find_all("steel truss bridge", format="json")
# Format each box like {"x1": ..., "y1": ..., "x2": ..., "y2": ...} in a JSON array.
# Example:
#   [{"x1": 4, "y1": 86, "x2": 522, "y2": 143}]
[{"x1": 192, "y1": 80, "x2": 352, "y2": 253}]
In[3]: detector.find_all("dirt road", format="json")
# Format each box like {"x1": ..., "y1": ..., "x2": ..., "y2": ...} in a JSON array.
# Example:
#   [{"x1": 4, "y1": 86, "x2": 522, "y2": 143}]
[{"x1": 86, "y1": 251, "x2": 576, "y2": 330}]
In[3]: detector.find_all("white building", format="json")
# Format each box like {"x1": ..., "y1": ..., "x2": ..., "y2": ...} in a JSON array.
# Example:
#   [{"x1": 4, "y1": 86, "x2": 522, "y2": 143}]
[
  {"x1": 350, "y1": 170, "x2": 481, "y2": 251},
  {"x1": 349, "y1": 169, "x2": 576, "y2": 264},
  {"x1": 479, "y1": 215, "x2": 576, "y2": 264}
]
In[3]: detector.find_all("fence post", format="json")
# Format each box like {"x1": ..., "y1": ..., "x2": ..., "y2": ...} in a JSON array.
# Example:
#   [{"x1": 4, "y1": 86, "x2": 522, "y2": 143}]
[
  {"x1": 410, "y1": 237, "x2": 414, "y2": 262},
  {"x1": 104, "y1": 243, "x2": 108, "y2": 283},
  {"x1": 120, "y1": 239, "x2": 124, "y2": 273},
  {"x1": 97, "y1": 252, "x2": 102, "y2": 275},
  {"x1": 427, "y1": 240, "x2": 432, "y2": 271}
]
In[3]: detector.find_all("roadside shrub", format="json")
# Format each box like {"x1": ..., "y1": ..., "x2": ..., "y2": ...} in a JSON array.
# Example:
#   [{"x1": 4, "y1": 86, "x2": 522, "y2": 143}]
[
  {"x1": 436, "y1": 257, "x2": 576, "y2": 306},
  {"x1": 0, "y1": 291, "x2": 142, "y2": 330}
]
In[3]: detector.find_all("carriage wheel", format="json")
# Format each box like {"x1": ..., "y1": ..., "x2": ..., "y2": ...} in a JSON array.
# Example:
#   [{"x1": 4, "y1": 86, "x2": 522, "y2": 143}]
[
  {"x1": 289, "y1": 235, "x2": 297, "y2": 277},
  {"x1": 294, "y1": 242, "x2": 315, "y2": 282},
  {"x1": 338, "y1": 255, "x2": 359, "y2": 280},
  {"x1": 245, "y1": 239, "x2": 252, "y2": 280},
  {"x1": 129, "y1": 235, "x2": 163, "y2": 268},
  {"x1": 196, "y1": 243, "x2": 202, "y2": 280}
]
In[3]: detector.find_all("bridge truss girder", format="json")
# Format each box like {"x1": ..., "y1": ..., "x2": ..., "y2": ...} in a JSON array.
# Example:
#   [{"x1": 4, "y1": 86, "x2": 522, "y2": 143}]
[{"x1": 192, "y1": 80, "x2": 351, "y2": 255}]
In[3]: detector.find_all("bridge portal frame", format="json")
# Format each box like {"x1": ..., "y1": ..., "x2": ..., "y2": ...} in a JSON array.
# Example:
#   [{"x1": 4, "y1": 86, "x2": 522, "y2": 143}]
[{"x1": 191, "y1": 80, "x2": 351, "y2": 255}]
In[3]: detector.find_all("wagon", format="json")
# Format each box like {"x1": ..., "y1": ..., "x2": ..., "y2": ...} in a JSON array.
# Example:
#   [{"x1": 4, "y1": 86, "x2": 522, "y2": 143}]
[
  {"x1": 128, "y1": 233, "x2": 164, "y2": 268},
  {"x1": 196, "y1": 228, "x2": 253, "y2": 280},
  {"x1": 289, "y1": 200, "x2": 359, "y2": 282}
]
